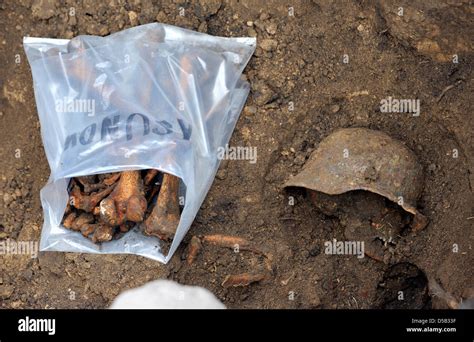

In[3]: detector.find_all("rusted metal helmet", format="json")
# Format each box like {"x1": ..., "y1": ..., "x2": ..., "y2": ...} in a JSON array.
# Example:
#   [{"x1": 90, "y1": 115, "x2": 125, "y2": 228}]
[{"x1": 284, "y1": 128, "x2": 428, "y2": 231}]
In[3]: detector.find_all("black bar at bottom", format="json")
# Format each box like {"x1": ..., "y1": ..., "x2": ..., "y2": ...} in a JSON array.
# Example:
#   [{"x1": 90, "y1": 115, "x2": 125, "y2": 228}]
[{"x1": 0, "y1": 309, "x2": 472, "y2": 341}]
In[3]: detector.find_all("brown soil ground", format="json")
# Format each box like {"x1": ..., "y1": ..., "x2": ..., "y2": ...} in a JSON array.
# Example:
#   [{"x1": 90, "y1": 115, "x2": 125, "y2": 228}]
[{"x1": 0, "y1": 0, "x2": 472, "y2": 309}]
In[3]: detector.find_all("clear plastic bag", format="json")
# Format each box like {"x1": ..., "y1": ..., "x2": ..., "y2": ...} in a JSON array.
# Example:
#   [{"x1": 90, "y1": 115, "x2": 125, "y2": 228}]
[{"x1": 23, "y1": 23, "x2": 256, "y2": 263}]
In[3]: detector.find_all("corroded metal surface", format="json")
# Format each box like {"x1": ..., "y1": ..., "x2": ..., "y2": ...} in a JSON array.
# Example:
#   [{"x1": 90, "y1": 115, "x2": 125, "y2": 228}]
[{"x1": 285, "y1": 128, "x2": 428, "y2": 230}]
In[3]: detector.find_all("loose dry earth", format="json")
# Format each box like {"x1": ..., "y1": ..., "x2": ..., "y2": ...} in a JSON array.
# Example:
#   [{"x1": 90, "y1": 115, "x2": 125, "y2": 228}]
[{"x1": 0, "y1": 0, "x2": 472, "y2": 308}]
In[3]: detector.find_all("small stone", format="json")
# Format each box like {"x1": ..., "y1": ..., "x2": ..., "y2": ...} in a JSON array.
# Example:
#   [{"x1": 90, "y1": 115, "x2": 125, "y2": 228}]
[
  {"x1": 31, "y1": 0, "x2": 56, "y2": 20},
  {"x1": 247, "y1": 27, "x2": 257, "y2": 37},
  {"x1": 99, "y1": 26, "x2": 110, "y2": 36},
  {"x1": 252, "y1": 81, "x2": 273, "y2": 105},
  {"x1": 64, "y1": 31, "x2": 74, "y2": 39},
  {"x1": 0, "y1": 285, "x2": 14, "y2": 299},
  {"x1": 128, "y1": 11, "x2": 138, "y2": 26},
  {"x1": 10, "y1": 301, "x2": 22, "y2": 309},
  {"x1": 330, "y1": 104, "x2": 340, "y2": 113},
  {"x1": 416, "y1": 39, "x2": 440, "y2": 54},
  {"x1": 156, "y1": 11, "x2": 167, "y2": 23},
  {"x1": 216, "y1": 168, "x2": 227, "y2": 180},
  {"x1": 293, "y1": 154, "x2": 306, "y2": 166},
  {"x1": 14, "y1": 189, "x2": 22, "y2": 198},
  {"x1": 260, "y1": 39, "x2": 277, "y2": 52},
  {"x1": 253, "y1": 19, "x2": 265, "y2": 31},
  {"x1": 200, "y1": 0, "x2": 222, "y2": 17},
  {"x1": 309, "y1": 292, "x2": 321, "y2": 308},
  {"x1": 265, "y1": 23, "x2": 277, "y2": 35},
  {"x1": 216, "y1": 160, "x2": 228, "y2": 180},
  {"x1": 246, "y1": 21, "x2": 253, "y2": 27},
  {"x1": 244, "y1": 105, "x2": 257, "y2": 116},
  {"x1": 259, "y1": 12, "x2": 270, "y2": 21},
  {"x1": 3, "y1": 193, "x2": 12, "y2": 205}
]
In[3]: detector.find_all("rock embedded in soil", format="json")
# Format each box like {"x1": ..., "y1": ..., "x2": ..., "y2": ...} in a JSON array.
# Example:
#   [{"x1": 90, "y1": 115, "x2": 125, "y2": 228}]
[
  {"x1": 252, "y1": 81, "x2": 274, "y2": 105},
  {"x1": 260, "y1": 39, "x2": 278, "y2": 52},
  {"x1": 128, "y1": 11, "x2": 139, "y2": 26},
  {"x1": 3, "y1": 192, "x2": 13, "y2": 205},
  {"x1": 0, "y1": 285, "x2": 14, "y2": 299},
  {"x1": 265, "y1": 23, "x2": 277, "y2": 35},
  {"x1": 196, "y1": 0, "x2": 222, "y2": 18},
  {"x1": 330, "y1": 104, "x2": 340, "y2": 113},
  {"x1": 379, "y1": 0, "x2": 473, "y2": 62},
  {"x1": 31, "y1": 0, "x2": 56, "y2": 20}
]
